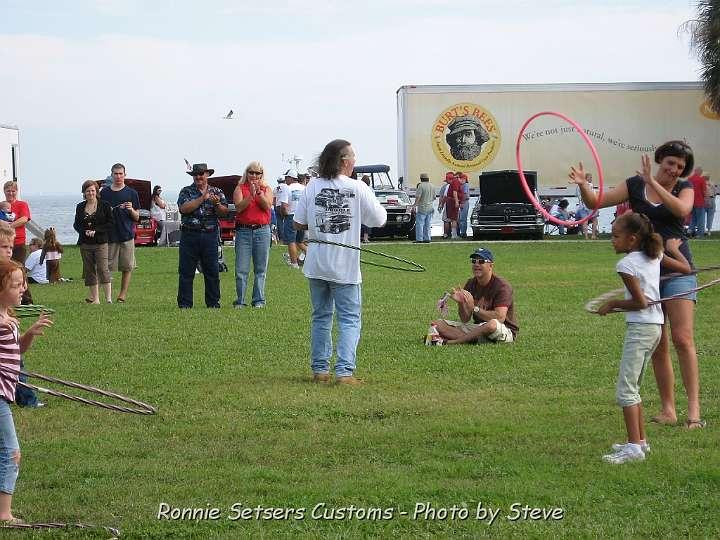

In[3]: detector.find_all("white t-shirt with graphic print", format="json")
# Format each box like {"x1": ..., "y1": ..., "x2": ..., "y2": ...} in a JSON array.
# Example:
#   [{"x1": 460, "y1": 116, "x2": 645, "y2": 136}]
[{"x1": 294, "y1": 175, "x2": 386, "y2": 284}]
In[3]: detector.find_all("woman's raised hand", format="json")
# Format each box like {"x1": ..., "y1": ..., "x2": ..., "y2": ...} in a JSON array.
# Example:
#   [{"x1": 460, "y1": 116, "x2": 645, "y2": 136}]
[
  {"x1": 568, "y1": 162, "x2": 587, "y2": 186},
  {"x1": 637, "y1": 154, "x2": 653, "y2": 185}
]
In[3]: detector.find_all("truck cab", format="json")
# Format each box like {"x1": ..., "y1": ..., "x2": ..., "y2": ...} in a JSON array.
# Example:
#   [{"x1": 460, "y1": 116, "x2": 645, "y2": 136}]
[
  {"x1": 352, "y1": 164, "x2": 414, "y2": 238},
  {"x1": 470, "y1": 170, "x2": 545, "y2": 240}
]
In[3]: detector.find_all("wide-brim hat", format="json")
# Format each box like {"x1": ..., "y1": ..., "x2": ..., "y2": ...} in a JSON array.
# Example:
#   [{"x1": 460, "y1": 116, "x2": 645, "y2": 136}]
[{"x1": 187, "y1": 163, "x2": 215, "y2": 176}]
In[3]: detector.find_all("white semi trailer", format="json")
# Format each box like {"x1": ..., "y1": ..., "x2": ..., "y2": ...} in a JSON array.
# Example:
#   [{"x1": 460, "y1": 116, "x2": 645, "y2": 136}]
[
  {"x1": 0, "y1": 124, "x2": 20, "y2": 184},
  {"x1": 397, "y1": 82, "x2": 720, "y2": 188}
]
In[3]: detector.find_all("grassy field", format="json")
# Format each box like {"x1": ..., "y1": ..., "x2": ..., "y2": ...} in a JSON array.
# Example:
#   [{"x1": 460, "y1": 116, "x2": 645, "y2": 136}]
[{"x1": 8, "y1": 238, "x2": 720, "y2": 538}]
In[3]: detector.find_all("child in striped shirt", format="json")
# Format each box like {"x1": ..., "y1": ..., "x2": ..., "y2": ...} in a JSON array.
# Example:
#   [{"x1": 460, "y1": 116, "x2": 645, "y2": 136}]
[{"x1": 0, "y1": 259, "x2": 53, "y2": 524}]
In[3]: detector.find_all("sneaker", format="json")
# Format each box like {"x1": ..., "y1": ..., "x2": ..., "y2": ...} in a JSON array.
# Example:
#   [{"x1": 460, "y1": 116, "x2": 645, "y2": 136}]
[
  {"x1": 252, "y1": 304, "x2": 265, "y2": 309},
  {"x1": 602, "y1": 444, "x2": 645, "y2": 464},
  {"x1": 232, "y1": 301, "x2": 246, "y2": 309},
  {"x1": 611, "y1": 441, "x2": 650, "y2": 453},
  {"x1": 290, "y1": 263, "x2": 300, "y2": 269},
  {"x1": 282, "y1": 253, "x2": 290, "y2": 263},
  {"x1": 34, "y1": 401, "x2": 45, "y2": 408}
]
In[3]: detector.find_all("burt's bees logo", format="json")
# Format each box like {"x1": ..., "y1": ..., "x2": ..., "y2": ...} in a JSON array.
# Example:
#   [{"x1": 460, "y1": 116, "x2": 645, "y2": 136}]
[
  {"x1": 432, "y1": 103, "x2": 500, "y2": 171},
  {"x1": 699, "y1": 100, "x2": 720, "y2": 120}
]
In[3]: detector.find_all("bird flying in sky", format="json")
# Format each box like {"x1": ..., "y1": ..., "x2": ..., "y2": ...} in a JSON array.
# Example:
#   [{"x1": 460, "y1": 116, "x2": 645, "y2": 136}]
[{"x1": 223, "y1": 109, "x2": 234, "y2": 119}]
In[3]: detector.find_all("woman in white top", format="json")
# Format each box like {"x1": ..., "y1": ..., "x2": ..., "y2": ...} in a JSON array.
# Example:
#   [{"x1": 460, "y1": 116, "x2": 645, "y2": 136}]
[
  {"x1": 293, "y1": 139, "x2": 387, "y2": 385},
  {"x1": 151, "y1": 185, "x2": 167, "y2": 243}
]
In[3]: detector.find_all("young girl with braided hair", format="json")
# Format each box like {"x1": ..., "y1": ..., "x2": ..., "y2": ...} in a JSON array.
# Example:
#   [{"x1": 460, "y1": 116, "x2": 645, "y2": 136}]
[
  {"x1": 597, "y1": 212, "x2": 689, "y2": 464},
  {"x1": 0, "y1": 260, "x2": 53, "y2": 524}
]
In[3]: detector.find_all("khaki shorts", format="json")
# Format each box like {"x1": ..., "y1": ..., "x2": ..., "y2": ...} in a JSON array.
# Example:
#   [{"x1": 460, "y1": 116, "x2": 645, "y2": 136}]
[
  {"x1": 444, "y1": 318, "x2": 515, "y2": 343},
  {"x1": 108, "y1": 239, "x2": 136, "y2": 272}
]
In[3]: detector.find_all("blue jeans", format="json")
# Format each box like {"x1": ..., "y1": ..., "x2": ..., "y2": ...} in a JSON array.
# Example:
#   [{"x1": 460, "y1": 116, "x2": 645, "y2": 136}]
[
  {"x1": 234, "y1": 225, "x2": 271, "y2": 307},
  {"x1": 690, "y1": 207, "x2": 705, "y2": 236},
  {"x1": 0, "y1": 399, "x2": 20, "y2": 494},
  {"x1": 459, "y1": 202, "x2": 470, "y2": 236},
  {"x1": 177, "y1": 229, "x2": 221, "y2": 308},
  {"x1": 308, "y1": 279, "x2": 362, "y2": 377},
  {"x1": 415, "y1": 210, "x2": 433, "y2": 242},
  {"x1": 705, "y1": 206, "x2": 715, "y2": 233}
]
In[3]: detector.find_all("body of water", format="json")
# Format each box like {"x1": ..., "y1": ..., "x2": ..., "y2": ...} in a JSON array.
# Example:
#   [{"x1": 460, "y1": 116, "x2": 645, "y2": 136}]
[{"x1": 24, "y1": 191, "x2": 180, "y2": 245}]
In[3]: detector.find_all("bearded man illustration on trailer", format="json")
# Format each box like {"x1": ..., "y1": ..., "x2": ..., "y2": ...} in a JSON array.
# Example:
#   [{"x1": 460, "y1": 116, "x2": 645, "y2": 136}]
[{"x1": 445, "y1": 115, "x2": 490, "y2": 161}]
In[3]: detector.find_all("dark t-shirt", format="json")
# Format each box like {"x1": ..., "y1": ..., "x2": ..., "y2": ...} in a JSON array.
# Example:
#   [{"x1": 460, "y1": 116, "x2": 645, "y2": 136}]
[
  {"x1": 625, "y1": 175, "x2": 694, "y2": 273},
  {"x1": 463, "y1": 274, "x2": 519, "y2": 338},
  {"x1": 100, "y1": 185, "x2": 140, "y2": 242}
]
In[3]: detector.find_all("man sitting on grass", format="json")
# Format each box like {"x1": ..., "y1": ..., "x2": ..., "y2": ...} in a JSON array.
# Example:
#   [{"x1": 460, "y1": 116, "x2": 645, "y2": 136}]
[{"x1": 433, "y1": 248, "x2": 518, "y2": 344}]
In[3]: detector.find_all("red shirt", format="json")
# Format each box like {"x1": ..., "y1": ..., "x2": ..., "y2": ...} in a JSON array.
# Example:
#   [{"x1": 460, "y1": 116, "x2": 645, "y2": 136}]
[
  {"x1": 235, "y1": 183, "x2": 271, "y2": 226},
  {"x1": 448, "y1": 178, "x2": 463, "y2": 205},
  {"x1": 10, "y1": 200, "x2": 30, "y2": 246},
  {"x1": 688, "y1": 174, "x2": 707, "y2": 208}
]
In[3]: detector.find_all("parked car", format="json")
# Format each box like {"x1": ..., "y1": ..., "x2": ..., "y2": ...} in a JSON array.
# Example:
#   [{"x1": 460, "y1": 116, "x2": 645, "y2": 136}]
[
  {"x1": 125, "y1": 179, "x2": 158, "y2": 246},
  {"x1": 351, "y1": 164, "x2": 414, "y2": 238},
  {"x1": 470, "y1": 170, "x2": 545, "y2": 240},
  {"x1": 208, "y1": 175, "x2": 240, "y2": 242}
]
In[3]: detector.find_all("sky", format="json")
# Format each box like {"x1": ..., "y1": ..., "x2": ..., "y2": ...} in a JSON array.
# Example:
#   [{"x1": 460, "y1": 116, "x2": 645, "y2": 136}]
[{"x1": 1, "y1": 0, "x2": 702, "y2": 195}]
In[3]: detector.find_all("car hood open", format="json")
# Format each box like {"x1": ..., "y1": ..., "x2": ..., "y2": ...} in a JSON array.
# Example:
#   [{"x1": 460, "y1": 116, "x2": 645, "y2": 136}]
[{"x1": 479, "y1": 170, "x2": 537, "y2": 205}]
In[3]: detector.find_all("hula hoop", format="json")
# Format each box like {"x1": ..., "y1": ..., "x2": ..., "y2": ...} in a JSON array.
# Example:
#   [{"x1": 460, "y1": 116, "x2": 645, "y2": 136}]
[
  {"x1": 585, "y1": 265, "x2": 720, "y2": 313},
  {"x1": 13, "y1": 305, "x2": 55, "y2": 318},
  {"x1": 0, "y1": 521, "x2": 120, "y2": 536},
  {"x1": 516, "y1": 111, "x2": 604, "y2": 227},
  {"x1": 0, "y1": 366, "x2": 157, "y2": 415},
  {"x1": 307, "y1": 239, "x2": 426, "y2": 272}
]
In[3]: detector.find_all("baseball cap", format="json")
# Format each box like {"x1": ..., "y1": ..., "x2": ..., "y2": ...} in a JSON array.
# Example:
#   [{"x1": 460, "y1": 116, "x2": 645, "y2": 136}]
[
  {"x1": 420, "y1": 173, "x2": 429, "y2": 180},
  {"x1": 469, "y1": 247, "x2": 494, "y2": 262},
  {"x1": 284, "y1": 169, "x2": 298, "y2": 179}
]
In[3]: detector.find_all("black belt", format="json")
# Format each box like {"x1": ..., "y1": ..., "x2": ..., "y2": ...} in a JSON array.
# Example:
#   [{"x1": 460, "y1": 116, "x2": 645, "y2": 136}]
[
  {"x1": 236, "y1": 223, "x2": 267, "y2": 230},
  {"x1": 181, "y1": 225, "x2": 217, "y2": 233}
]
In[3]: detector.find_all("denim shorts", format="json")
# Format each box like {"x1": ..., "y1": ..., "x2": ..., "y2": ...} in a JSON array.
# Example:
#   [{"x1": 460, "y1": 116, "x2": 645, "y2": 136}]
[
  {"x1": 282, "y1": 216, "x2": 304, "y2": 244},
  {"x1": 0, "y1": 399, "x2": 20, "y2": 494},
  {"x1": 660, "y1": 273, "x2": 697, "y2": 302}
]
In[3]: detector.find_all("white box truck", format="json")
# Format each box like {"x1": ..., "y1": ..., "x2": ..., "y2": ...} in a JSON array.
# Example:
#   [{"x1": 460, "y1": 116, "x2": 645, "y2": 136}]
[
  {"x1": 0, "y1": 124, "x2": 20, "y2": 184},
  {"x1": 397, "y1": 82, "x2": 720, "y2": 238}
]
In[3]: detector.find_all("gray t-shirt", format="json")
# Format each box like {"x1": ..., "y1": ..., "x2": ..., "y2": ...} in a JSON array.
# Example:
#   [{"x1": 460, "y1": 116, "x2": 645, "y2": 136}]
[{"x1": 414, "y1": 181, "x2": 435, "y2": 213}]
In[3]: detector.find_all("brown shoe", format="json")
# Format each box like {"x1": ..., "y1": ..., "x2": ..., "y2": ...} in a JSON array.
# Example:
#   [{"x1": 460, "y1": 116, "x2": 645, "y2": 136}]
[
  {"x1": 312, "y1": 373, "x2": 331, "y2": 383},
  {"x1": 336, "y1": 376, "x2": 364, "y2": 386}
]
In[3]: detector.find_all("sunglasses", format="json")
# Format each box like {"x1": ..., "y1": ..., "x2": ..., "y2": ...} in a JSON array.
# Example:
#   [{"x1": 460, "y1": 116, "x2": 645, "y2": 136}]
[
  {"x1": 247, "y1": 170, "x2": 263, "y2": 176},
  {"x1": 471, "y1": 258, "x2": 489, "y2": 265}
]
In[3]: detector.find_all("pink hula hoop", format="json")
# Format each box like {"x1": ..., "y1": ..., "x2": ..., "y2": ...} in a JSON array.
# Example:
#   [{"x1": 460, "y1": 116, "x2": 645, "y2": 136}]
[{"x1": 515, "y1": 111, "x2": 604, "y2": 227}]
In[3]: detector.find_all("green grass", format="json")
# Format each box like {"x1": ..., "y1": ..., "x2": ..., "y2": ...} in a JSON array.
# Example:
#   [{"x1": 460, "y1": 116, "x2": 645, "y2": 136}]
[{"x1": 9, "y1": 238, "x2": 720, "y2": 538}]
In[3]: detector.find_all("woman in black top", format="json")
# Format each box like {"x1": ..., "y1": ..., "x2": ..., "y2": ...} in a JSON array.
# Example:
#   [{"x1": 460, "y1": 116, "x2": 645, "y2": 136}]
[
  {"x1": 73, "y1": 180, "x2": 114, "y2": 304},
  {"x1": 570, "y1": 141, "x2": 704, "y2": 429}
]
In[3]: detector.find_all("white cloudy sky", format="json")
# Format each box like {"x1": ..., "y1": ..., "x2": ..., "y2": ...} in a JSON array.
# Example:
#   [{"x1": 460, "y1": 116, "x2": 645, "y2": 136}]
[{"x1": 1, "y1": 0, "x2": 701, "y2": 194}]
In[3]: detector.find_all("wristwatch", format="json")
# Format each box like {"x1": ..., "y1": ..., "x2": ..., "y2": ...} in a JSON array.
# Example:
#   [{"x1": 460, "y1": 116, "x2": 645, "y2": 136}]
[{"x1": 473, "y1": 306, "x2": 480, "y2": 314}]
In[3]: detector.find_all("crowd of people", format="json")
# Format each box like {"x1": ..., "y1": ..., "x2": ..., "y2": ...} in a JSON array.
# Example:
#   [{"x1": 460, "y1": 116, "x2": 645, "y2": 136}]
[{"x1": 0, "y1": 138, "x2": 714, "y2": 525}]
